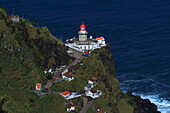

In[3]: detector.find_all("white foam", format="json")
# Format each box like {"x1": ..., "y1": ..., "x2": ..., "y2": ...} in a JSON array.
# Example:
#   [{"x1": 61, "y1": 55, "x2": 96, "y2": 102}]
[{"x1": 132, "y1": 92, "x2": 170, "y2": 113}]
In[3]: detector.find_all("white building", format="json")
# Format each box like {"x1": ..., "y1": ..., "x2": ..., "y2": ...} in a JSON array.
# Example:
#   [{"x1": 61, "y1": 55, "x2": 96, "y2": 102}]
[
  {"x1": 60, "y1": 91, "x2": 71, "y2": 98},
  {"x1": 85, "y1": 89, "x2": 102, "y2": 99},
  {"x1": 96, "y1": 37, "x2": 106, "y2": 46},
  {"x1": 8, "y1": 15, "x2": 20, "y2": 22},
  {"x1": 88, "y1": 77, "x2": 98, "y2": 85},
  {"x1": 35, "y1": 83, "x2": 42, "y2": 90},
  {"x1": 84, "y1": 77, "x2": 99, "y2": 91},
  {"x1": 62, "y1": 72, "x2": 74, "y2": 81},
  {"x1": 67, "y1": 103, "x2": 75, "y2": 112},
  {"x1": 44, "y1": 68, "x2": 53, "y2": 74},
  {"x1": 60, "y1": 91, "x2": 81, "y2": 100},
  {"x1": 66, "y1": 23, "x2": 106, "y2": 52}
]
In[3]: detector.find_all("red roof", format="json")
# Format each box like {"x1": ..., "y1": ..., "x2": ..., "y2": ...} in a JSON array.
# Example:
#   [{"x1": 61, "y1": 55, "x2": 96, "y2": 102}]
[
  {"x1": 63, "y1": 72, "x2": 74, "y2": 78},
  {"x1": 44, "y1": 68, "x2": 50, "y2": 71},
  {"x1": 90, "y1": 89, "x2": 97, "y2": 93},
  {"x1": 61, "y1": 91, "x2": 71, "y2": 96},
  {"x1": 36, "y1": 83, "x2": 41, "y2": 86},
  {"x1": 89, "y1": 77, "x2": 98, "y2": 82},
  {"x1": 96, "y1": 37, "x2": 104, "y2": 40},
  {"x1": 80, "y1": 23, "x2": 86, "y2": 27},
  {"x1": 36, "y1": 83, "x2": 42, "y2": 89},
  {"x1": 8, "y1": 16, "x2": 13, "y2": 20},
  {"x1": 97, "y1": 108, "x2": 105, "y2": 113}
]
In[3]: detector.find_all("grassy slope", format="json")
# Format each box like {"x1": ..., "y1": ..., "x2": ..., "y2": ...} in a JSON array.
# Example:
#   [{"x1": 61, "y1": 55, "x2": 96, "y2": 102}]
[
  {"x1": 0, "y1": 8, "x2": 69, "y2": 113},
  {"x1": 52, "y1": 45, "x2": 136, "y2": 113}
]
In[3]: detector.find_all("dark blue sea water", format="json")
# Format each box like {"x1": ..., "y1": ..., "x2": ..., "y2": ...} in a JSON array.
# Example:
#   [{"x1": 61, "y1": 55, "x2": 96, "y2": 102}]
[{"x1": 1, "y1": 0, "x2": 170, "y2": 112}]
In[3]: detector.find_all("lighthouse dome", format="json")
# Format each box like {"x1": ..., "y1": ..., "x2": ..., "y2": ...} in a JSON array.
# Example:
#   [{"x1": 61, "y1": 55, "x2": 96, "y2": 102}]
[
  {"x1": 80, "y1": 23, "x2": 86, "y2": 27},
  {"x1": 80, "y1": 23, "x2": 86, "y2": 31}
]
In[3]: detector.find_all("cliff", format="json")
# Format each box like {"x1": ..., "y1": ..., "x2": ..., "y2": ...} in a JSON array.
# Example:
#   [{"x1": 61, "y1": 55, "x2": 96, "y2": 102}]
[{"x1": 0, "y1": 8, "x2": 160, "y2": 113}]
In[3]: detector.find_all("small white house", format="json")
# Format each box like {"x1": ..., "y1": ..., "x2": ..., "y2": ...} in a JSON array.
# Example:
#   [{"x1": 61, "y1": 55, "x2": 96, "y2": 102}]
[
  {"x1": 62, "y1": 72, "x2": 74, "y2": 81},
  {"x1": 60, "y1": 91, "x2": 81, "y2": 100},
  {"x1": 86, "y1": 89, "x2": 102, "y2": 99},
  {"x1": 96, "y1": 37, "x2": 106, "y2": 46},
  {"x1": 60, "y1": 91, "x2": 71, "y2": 98},
  {"x1": 88, "y1": 77, "x2": 98, "y2": 85},
  {"x1": 44, "y1": 68, "x2": 53, "y2": 74},
  {"x1": 8, "y1": 16, "x2": 20, "y2": 22},
  {"x1": 35, "y1": 83, "x2": 42, "y2": 90},
  {"x1": 67, "y1": 103, "x2": 75, "y2": 112}
]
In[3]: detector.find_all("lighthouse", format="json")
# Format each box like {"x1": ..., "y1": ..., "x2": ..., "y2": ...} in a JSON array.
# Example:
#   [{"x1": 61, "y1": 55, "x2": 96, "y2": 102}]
[
  {"x1": 66, "y1": 22, "x2": 106, "y2": 58},
  {"x1": 78, "y1": 22, "x2": 88, "y2": 41}
]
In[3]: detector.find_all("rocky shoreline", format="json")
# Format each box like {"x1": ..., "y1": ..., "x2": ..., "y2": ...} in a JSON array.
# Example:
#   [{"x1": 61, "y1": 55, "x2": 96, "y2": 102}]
[{"x1": 126, "y1": 91, "x2": 160, "y2": 113}]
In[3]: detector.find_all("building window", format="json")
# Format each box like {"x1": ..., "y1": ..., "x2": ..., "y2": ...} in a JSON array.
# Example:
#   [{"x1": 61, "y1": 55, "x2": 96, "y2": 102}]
[{"x1": 81, "y1": 27, "x2": 85, "y2": 30}]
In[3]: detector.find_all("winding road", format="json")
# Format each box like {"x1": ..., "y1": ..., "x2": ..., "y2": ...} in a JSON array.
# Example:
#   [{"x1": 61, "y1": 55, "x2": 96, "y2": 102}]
[{"x1": 80, "y1": 97, "x2": 94, "y2": 113}]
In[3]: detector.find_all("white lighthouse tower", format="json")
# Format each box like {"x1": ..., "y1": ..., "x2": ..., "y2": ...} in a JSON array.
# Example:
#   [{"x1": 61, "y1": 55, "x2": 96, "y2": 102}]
[{"x1": 78, "y1": 22, "x2": 88, "y2": 41}]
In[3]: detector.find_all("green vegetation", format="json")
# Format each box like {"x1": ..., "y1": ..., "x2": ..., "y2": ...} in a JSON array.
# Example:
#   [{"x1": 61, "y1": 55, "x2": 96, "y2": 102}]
[
  {"x1": 50, "y1": 45, "x2": 136, "y2": 113},
  {"x1": 0, "y1": 8, "x2": 72, "y2": 112}
]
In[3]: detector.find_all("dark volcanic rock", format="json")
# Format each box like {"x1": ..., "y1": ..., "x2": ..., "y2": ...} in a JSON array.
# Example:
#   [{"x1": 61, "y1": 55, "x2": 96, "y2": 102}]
[{"x1": 126, "y1": 91, "x2": 160, "y2": 113}]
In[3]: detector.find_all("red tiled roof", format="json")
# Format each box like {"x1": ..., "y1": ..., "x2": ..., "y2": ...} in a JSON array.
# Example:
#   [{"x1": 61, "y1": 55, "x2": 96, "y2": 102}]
[
  {"x1": 80, "y1": 23, "x2": 86, "y2": 27},
  {"x1": 8, "y1": 16, "x2": 13, "y2": 20},
  {"x1": 90, "y1": 89, "x2": 97, "y2": 93},
  {"x1": 96, "y1": 37, "x2": 104, "y2": 40},
  {"x1": 89, "y1": 77, "x2": 98, "y2": 82},
  {"x1": 36, "y1": 83, "x2": 42, "y2": 89},
  {"x1": 44, "y1": 68, "x2": 50, "y2": 71},
  {"x1": 61, "y1": 91, "x2": 71, "y2": 96},
  {"x1": 97, "y1": 108, "x2": 105, "y2": 113},
  {"x1": 36, "y1": 83, "x2": 41, "y2": 86},
  {"x1": 63, "y1": 72, "x2": 74, "y2": 78}
]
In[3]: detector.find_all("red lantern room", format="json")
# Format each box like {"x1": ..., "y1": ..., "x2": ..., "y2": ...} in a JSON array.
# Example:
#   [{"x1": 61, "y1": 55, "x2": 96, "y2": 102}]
[{"x1": 80, "y1": 22, "x2": 86, "y2": 31}]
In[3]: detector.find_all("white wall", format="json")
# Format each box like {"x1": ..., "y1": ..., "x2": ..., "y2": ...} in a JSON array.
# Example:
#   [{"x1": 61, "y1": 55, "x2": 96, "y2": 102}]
[
  {"x1": 88, "y1": 80, "x2": 94, "y2": 84},
  {"x1": 62, "y1": 69, "x2": 68, "y2": 75}
]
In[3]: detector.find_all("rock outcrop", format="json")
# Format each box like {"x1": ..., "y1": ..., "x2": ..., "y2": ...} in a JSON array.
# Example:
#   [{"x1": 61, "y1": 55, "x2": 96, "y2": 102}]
[{"x1": 127, "y1": 91, "x2": 160, "y2": 113}]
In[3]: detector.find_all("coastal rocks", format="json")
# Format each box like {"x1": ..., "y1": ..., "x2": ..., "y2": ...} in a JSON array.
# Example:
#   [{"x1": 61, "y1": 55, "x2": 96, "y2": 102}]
[{"x1": 126, "y1": 91, "x2": 161, "y2": 113}]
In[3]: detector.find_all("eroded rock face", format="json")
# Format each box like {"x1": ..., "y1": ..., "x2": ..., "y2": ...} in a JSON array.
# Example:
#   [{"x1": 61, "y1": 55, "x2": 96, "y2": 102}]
[{"x1": 127, "y1": 91, "x2": 160, "y2": 113}]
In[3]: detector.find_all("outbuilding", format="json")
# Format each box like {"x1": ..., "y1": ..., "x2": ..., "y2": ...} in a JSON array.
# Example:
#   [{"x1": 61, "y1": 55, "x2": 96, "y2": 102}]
[
  {"x1": 88, "y1": 77, "x2": 98, "y2": 85},
  {"x1": 62, "y1": 72, "x2": 74, "y2": 81},
  {"x1": 67, "y1": 103, "x2": 75, "y2": 112},
  {"x1": 61, "y1": 91, "x2": 71, "y2": 98},
  {"x1": 36, "y1": 83, "x2": 42, "y2": 90}
]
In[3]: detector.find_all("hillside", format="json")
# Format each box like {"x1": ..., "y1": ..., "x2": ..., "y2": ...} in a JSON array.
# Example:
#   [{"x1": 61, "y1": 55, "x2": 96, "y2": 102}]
[
  {"x1": 0, "y1": 8, "x2": 160, "y2": 113},
  {"x1": 0, "y1": 8, "x2": 71, "y2": 113}
]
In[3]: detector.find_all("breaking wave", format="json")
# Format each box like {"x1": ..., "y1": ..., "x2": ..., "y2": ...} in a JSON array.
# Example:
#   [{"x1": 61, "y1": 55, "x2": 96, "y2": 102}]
[{"x1": 121, "y1": 90, "x2": 170, "y2": 113}]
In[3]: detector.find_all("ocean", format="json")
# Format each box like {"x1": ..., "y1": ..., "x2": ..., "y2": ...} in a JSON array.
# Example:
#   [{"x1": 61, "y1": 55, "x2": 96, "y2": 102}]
[{"x1": 1, "y1": 0, "x2": 170, "y2": 112}]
